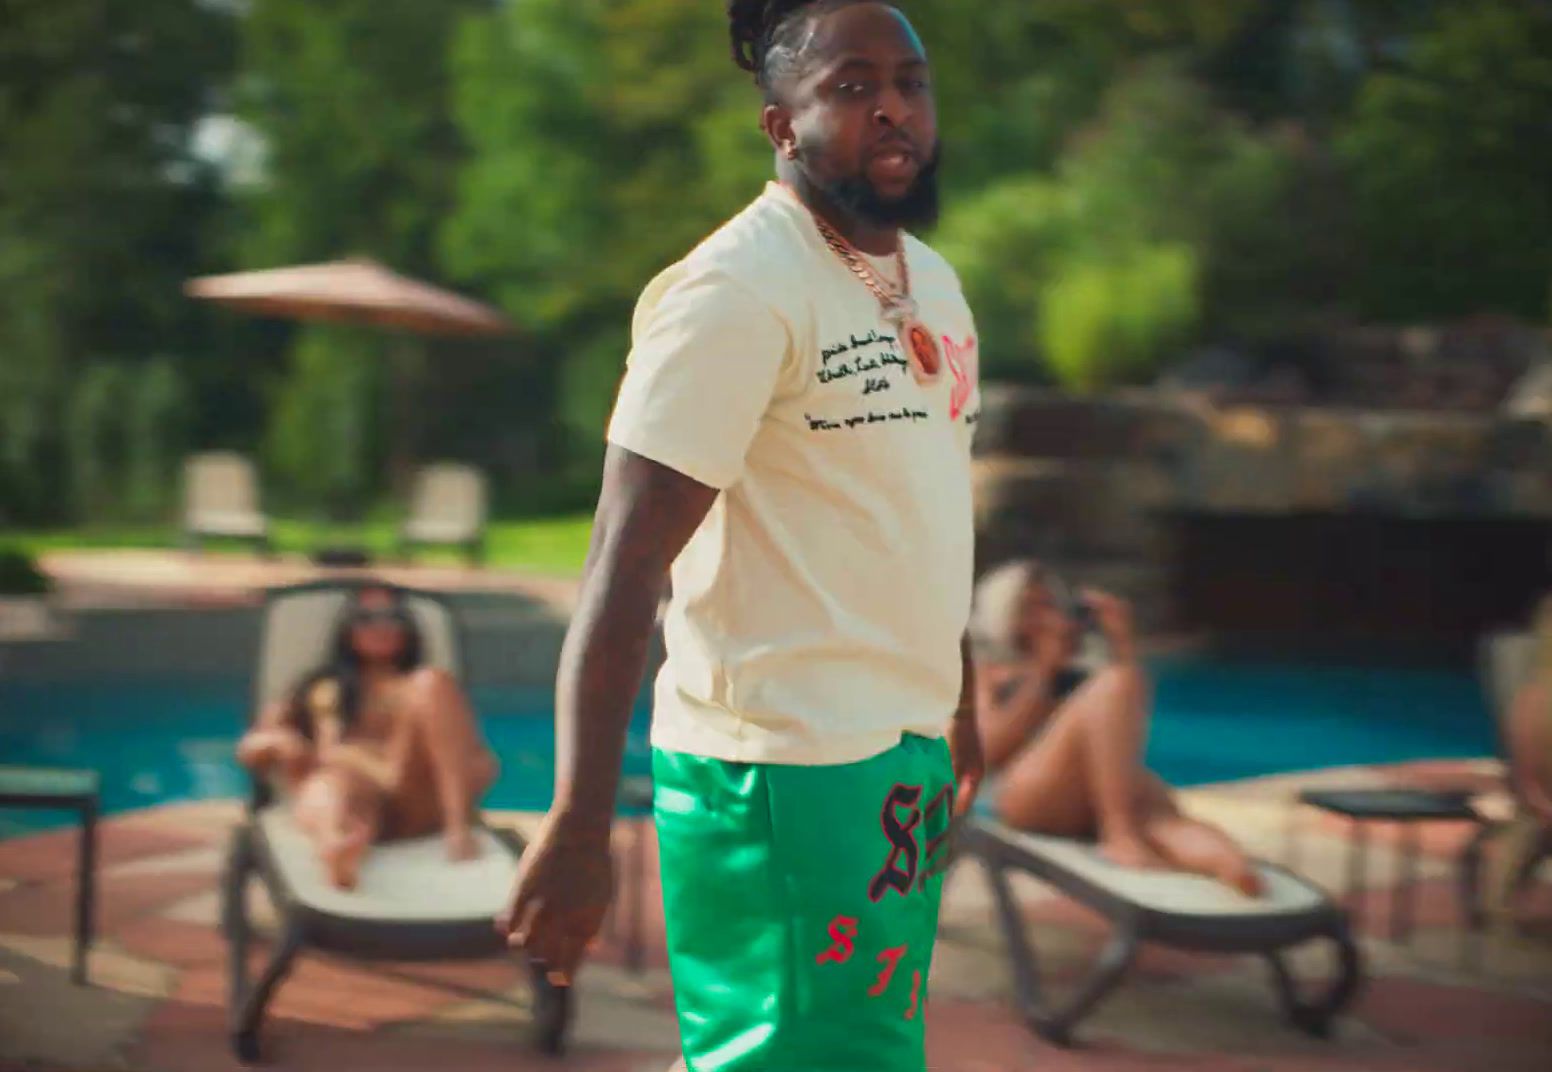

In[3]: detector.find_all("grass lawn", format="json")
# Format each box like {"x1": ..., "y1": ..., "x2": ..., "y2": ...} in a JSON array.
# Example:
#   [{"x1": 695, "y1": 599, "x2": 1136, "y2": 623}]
[{"x1": 8, "y1": 514, "x2": 595, "y2": 577}]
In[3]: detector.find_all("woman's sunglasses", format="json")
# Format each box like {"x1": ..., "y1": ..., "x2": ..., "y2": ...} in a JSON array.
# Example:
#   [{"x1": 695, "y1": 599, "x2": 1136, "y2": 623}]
[{"x1": 350, "y1": 606, "x2": 408, "y2": 628}]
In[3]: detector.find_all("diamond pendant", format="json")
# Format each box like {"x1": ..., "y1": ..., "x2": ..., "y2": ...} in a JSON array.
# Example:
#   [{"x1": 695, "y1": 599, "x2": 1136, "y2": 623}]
[
  {"x1": 881, "y1": 297, "x2": 919, "y2": 326},
  {"x1": 881, "y1": 300, "x2": 940, "y2": 384}
]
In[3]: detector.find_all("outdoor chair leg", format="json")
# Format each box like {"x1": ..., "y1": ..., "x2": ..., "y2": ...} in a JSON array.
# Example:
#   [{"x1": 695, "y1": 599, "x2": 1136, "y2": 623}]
[
  {"x1": 1264, "y1": 923, "x2": 1363, "y2": 1038},
  {"x1": 526, "y1": 956, "x2": 572, "y2": 1056},
  {"x1": 222, "y1": 827, "x2": 252, "y2": 996},
  {"x1": 232, "y1": 920, "x2": 303, "y2": 1064},
  {"x1": 978, "y1": 853, "x2": 1139, "y2": 1046},
  {"x1": 1458, "y1": 822, "x2": 1493, "y2": 970}
]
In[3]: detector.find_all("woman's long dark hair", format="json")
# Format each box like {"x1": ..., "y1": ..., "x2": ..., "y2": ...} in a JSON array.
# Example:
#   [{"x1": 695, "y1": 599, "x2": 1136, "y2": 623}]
[{"x1": 283, "y1": 583, "x2": 425, "y2": 740}]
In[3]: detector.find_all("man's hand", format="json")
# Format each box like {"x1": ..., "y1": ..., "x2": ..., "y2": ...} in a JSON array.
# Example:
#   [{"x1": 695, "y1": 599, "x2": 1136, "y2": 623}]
[
  {"x1": 952, "y1": 635, "x2": 986, "y2": 817},
  {"x1": 949, "y1": 706, "x2": 985, "y2": 817},
  {"x1": 502, "y1": 447, "x2": 716, "y2": 987},
  {"x1": 496, "y1": 810, "x2": 614, "y2": 986}
]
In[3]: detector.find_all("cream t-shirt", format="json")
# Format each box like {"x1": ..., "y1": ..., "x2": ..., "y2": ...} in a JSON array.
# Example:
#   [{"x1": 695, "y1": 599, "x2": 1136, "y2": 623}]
[{"x1": 607, "y1": 182, "x2": 982, "y2": 765}]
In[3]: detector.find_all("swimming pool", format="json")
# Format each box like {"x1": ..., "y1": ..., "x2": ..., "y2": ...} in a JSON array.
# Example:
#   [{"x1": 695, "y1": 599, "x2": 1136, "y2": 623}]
[{"x1": 0, "y1": 655, "x2": 1495, "y2": 838}]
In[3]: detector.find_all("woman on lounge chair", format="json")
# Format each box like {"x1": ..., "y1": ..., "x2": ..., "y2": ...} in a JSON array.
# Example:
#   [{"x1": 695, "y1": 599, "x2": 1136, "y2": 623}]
[
  {"x1": 236, "y1": 583, "x2": 498, "y2": 889},
  {"x1": 1488, "y1": 592, "x2": 1552, "y2": 917},
  {"x1": 970, "y1": 559, "x2": 1262, "y2": 897}
]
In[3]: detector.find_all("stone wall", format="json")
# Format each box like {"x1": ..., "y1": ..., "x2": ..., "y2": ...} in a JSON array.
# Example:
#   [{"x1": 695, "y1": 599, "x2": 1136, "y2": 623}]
[{"x1": 973, "y1": 385, "x2": 1552, "y2": 638}]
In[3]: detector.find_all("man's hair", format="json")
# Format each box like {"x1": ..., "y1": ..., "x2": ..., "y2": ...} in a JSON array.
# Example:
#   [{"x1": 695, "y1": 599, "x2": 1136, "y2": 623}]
[{"x1": 727, "y1": 0, "x2": 866, "y2": 100}]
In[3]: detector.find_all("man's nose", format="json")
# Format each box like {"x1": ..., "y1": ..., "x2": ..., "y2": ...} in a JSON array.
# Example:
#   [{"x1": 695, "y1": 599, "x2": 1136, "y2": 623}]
[{"x1": 873, "y1": 85, "x2": 913, "y2": 129}]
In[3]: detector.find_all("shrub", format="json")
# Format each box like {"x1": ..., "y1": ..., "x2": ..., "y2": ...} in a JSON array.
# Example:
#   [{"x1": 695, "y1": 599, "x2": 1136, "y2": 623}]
[
  {"x1": 0, "y1": 549, "x2": 50, "y2": 596},
  {"x1": 1040, "y1": 244, "x2": 1201, "y2": 392}
]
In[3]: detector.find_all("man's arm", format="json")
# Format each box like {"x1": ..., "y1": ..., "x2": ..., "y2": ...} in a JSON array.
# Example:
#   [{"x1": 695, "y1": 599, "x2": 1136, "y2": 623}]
[
  {"x1": 552, "y1": 444, "x2": 719, "y2": 825},
  {"x1": 499, "y1": 444, "x2": 717, "y2": 981},
  {"x1": 950, "y1": 634, "x2": 986, "y2": 815}
]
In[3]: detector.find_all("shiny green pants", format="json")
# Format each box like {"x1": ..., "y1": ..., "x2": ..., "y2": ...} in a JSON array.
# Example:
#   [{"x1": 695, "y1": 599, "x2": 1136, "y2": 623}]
[{"x1": 653, "y1": 735, "x2": 954, "y2": 1072}]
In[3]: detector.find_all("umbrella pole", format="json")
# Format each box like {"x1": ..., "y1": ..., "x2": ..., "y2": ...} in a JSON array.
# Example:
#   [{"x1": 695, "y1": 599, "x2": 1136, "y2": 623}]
[{"x1": 387, "y1": 338, "x2": 424, "y2": 500}]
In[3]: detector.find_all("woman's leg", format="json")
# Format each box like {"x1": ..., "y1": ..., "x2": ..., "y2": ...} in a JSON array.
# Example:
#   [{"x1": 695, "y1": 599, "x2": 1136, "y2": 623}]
[
  {"x1": 1135, "y1": 778, "x2": 1263, "y2": 896},
  {"x1": 995, "y1": 664, "x2": 1165, "y2": 868},
  {"x1": 292, "y1": 766, "x2": 382, "y2": 890},
  {"x1": 380, "y1": 669, "x2": 499, "y2": 852}
]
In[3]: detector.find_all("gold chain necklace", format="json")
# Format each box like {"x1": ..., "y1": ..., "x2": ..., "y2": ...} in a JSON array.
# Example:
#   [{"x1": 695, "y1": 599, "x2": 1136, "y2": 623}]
[{"x1": 786, "y1": 187, "x2": 943, "y2": 383}]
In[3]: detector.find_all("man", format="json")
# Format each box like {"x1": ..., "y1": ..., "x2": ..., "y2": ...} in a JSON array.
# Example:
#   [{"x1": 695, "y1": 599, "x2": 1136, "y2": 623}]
[{"x1": 499, "y1": 2, "x2": 984, "y2": 1068}]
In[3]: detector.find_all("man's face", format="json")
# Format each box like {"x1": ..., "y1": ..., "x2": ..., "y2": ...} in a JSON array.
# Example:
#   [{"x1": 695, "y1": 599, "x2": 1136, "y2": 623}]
[{"x1": 768, "y1": 3, "x2": 941, "y2": 228}]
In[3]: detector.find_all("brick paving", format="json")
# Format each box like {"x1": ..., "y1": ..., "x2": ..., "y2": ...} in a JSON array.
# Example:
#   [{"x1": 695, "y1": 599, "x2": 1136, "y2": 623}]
[{"x1": 0, "y1": 761, "x2": 1546, "y2": 1072}]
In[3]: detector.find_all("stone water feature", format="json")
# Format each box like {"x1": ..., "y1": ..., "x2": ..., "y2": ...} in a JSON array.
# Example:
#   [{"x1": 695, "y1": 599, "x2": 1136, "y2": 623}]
[{"x1": 973, "y1": 384, "x2": 1552, "y2": 645}]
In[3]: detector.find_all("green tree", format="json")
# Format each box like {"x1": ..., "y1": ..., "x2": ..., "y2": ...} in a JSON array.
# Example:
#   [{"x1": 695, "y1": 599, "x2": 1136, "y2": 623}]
[
  {"x1": 65, "y1": 363, "x2": 131, "y2": 521},
  {"x1": 1040, "y1": 244, "x2": 1201, "y2": 392},
  {"x1": 442, "y1": 0, "x2": 616, "y2": 329},
  {"x1": 1338, "y1": 0, "x2": 1552, "y2": 321},
  {"x1": 265, "y1": 326, "x2": 384, "y2": 517},
  {"x1": 125, "y1": 359, "x2": 193, "y2": 522},
  {"x1": 936, "y1": 61, "x2": 1315, "y2": 384},
  {"x1": 237, "y1": 0, "x2": 492, "y2": 504},
  {"x1": 0, "y1": 0, "x2": 235, "y2": 522},
  {"x1": 444, "y1": 0, "x2": 773, "y2": 464},
  {"x1": 237, "y1": 0, "x2": 487, "y2": 274},
  {"x1": 933, "y1": 179, "x2": 1074, "y2": 380}
]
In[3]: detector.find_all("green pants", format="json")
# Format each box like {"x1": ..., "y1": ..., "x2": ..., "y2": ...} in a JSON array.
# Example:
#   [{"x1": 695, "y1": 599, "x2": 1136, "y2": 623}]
[{"x1": 653, "y1": 734, "x2": 954, "y2": 1072}]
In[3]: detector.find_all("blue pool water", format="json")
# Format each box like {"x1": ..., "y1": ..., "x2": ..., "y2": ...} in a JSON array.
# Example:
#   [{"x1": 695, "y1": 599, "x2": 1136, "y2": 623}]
[{"x1": 0, "y1": 656, "x2": 1495, "y2": 838}]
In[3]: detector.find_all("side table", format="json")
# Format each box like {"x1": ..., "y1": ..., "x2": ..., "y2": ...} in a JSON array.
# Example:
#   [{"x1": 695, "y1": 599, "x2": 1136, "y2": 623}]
[
  {"x1": 0, "y1": 765, "x2": 100, "y2": 984},
  {"x1": 1292, "y1": 787, "x2": 1480, "y2": 952}
]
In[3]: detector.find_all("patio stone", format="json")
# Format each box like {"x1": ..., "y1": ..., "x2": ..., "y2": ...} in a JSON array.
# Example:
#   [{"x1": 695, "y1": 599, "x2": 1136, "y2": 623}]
[
  {"x1": 173, "y1": 951, "x2": 466, "y2": 1030},
  {"x1": 2, "y1": 771, "x2": 1548, "y2": 1072},
  {"x1": 0, "y1": 942, "x2": 160, "y2": 1070},
  {"x1": 0, "y1": 820, "x2": 209, "y2": 884},
  {"x1": 114, "y1": 916, "x2": 228, "y2": 969},
  {"x1": 0, "y1": 930, "x2": 178, "y2": 998},
  {"x1": 0, "y1": 869, "x2": 214, "y2": 937},
  {"x1": 108, "y1": 845, "x2": 224, "y2": 879}
]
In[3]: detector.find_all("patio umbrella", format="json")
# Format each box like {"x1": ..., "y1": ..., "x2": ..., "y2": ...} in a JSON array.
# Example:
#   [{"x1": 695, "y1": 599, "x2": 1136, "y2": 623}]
[
  {"x1": 185, "y1": 257, "x2": 514, "y2": 500},
  {"x1": 184, "y1": 257, "x2": 513, "y2": 337}
]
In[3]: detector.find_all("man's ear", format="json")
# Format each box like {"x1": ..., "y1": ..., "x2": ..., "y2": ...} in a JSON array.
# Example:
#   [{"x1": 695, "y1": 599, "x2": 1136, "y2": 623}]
[{"x1": 763, "y1": 103, "x2": 798, "y2": 160}]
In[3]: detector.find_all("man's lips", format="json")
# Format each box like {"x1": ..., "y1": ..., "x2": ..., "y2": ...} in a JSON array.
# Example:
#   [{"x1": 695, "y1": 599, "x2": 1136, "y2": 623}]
[
  {"x1": 869, "y1": 138, "x2": 918, "y2": 165},
  {"x1": 868, "y1": 140, "x2": 920, "y2": 181}
]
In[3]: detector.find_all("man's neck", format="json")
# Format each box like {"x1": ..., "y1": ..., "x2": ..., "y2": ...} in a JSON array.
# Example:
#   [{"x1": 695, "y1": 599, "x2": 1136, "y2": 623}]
[{"x1": 777, "y1": 161, "x2": 899, "y2": 256}]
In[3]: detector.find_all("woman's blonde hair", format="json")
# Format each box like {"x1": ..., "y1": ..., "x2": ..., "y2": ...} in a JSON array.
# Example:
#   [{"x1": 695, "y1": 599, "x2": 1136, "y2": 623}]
[{"x1": 969, "y1": 558, "x2": 1048, "y2": 662}]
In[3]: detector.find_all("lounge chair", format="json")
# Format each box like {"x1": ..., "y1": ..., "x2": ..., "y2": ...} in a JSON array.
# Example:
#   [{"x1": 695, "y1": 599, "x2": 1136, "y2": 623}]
[
  {"x1": 622, "y1": 776, "x2": 1359, "y2": 1045},
  {"x1": 182, "y1": 451, "x2": 271, "y2": 554},
  {"x1": 220, "y1": 579, "x2": 568, "y2": 1062},
  {"x1": 961, "y1": 811, "x2": 1361, "y2": 1046},
  {"x1": 1460, "y1": 631, "x2": 1552, "y2": 931},
  {"x1": 398, "y1": 463, "x2": 488, "y2": 564}
]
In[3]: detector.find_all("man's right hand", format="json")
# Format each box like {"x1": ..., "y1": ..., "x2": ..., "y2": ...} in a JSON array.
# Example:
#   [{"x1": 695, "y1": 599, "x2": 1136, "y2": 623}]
[
  {"x1": 496, "y1": 809, "x2": 614, "y2": 986},
  {"x1": 504, "y1": 447, "x2": 716, "y2": 986}
]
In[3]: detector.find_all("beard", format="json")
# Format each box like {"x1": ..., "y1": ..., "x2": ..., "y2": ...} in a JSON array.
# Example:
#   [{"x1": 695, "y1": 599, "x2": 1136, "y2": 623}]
[{"x1": 804, "y1": 143, "x2": 943, "y2": 231}]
